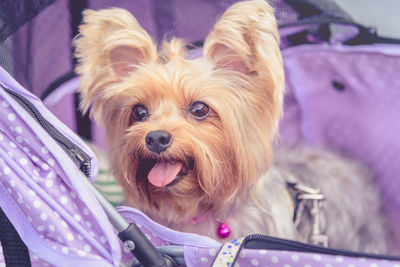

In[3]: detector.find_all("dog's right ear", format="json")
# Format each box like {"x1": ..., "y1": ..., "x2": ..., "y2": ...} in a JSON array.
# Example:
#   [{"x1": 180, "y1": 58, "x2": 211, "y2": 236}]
[{"x1": 74, "y1": 8, "x2": 156, "y2": 114}]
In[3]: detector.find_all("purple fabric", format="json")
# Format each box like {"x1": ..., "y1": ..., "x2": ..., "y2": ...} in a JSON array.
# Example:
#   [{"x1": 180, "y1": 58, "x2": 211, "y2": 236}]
[
  {"x1": 0, "y1": 66, "x2": 120, "y2": 266},
  {"x1": 279, "y1": 43, "x2": 400, "y2": 244},
  {"x1": 13, "y1": 0, "x2": 72, "y2": 97}
]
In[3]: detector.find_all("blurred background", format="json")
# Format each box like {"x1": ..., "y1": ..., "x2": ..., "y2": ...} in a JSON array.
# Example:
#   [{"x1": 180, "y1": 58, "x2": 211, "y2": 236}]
[{"x1": 335, "y1": 0, "x2": 400, "y2": 39}]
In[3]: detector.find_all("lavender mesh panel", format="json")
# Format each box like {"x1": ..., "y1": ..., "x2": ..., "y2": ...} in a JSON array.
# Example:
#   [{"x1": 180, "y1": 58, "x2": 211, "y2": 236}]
[
  {"x1": 279, "y1": 44, "x2": 400, "y2": 243},
  {"x1": 13, "y1": 0, "x2": 72, "y2": 97},
  {"x1": 9, "y1": 0, "x2": 356, "y2": 98},
  {"x1": 0, "y1": 66, "x2": 121, "y2": 266}
]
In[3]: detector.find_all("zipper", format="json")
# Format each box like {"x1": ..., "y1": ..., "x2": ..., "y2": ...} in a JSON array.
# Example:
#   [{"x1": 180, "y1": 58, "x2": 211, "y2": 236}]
[
  {"x1": 243, "y1": 234, "x2": 400, "y2": 261},
  {"x1": 1, "y1": 84, "x2": 92, "y2": 178}
]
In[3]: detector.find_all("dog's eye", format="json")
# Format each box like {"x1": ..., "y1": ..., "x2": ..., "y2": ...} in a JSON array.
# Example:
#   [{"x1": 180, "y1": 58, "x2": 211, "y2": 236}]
[
  {"x1": 189, "y1": 101, "x2": 210, "y2": 119},
  {"x1": 132, "y1": 104, "x2": 149, "y2": 122}
]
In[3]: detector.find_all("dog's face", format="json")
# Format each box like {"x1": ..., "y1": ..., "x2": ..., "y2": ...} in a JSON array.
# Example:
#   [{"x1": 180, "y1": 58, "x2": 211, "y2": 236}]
[{"x1": 75, "y1": 0, "x2": 284, "y2": 222}]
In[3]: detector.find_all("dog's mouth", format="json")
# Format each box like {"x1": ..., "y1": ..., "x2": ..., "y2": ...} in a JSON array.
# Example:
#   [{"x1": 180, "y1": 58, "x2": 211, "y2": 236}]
[{"x1": 136, "y1": 157, "x2": 194, "y2": 187}]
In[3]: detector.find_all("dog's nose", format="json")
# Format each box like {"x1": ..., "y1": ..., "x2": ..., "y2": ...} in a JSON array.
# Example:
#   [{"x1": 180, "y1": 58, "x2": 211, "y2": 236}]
[{"x1": 145, "y1": 130, "x2": 172, "y2": 153}]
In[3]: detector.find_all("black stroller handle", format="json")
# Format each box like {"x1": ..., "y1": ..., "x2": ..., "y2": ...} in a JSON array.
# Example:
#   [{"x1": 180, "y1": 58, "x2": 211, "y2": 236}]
[{"x1": 80, "y1": 172, "x2": 178, "y2": 267}]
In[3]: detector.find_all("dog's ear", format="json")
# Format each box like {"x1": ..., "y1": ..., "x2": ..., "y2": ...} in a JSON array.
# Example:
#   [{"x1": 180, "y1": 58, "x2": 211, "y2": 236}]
[
  {"x1": 203, "y1": 0, "x2": 284, "y2": 129},
  {"x1": 74, "y1": 8, "x2": 156, "y2": 113}
]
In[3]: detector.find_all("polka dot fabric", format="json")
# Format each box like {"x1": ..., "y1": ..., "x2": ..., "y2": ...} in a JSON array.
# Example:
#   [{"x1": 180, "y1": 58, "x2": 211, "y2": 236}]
[
  {"x1": 0, "y1": 73, "x2": 120, "y2": 267},
  {"x1": 195, "y1": 248, "x2": 400, "y2": 267}
]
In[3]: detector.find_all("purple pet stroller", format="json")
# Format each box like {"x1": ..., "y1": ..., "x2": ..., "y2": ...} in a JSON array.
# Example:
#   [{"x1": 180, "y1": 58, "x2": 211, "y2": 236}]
[{"x1": 1, "y1": 0, "x2": 400, "y2": 266}]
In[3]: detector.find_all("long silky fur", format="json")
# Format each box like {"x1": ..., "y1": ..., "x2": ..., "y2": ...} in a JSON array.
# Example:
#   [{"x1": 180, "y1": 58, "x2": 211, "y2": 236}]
[{"x1": 75, "y1": 0, "x2": 392, "y2": 254}]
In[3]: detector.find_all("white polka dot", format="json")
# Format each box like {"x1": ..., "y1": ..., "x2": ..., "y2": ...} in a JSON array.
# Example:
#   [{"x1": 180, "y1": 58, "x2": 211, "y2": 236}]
[
  {"x1": 70, "y1": 191, "x2": 77, "y2": 199},
  {"x1": 78, "y1": 250, "x2": 86, "y2": 257},
  {"x1": 66, "y1": 233, "x2": 74, "y2": 241},
  {"x1": 60, "y1": 196, "x2": 68, "y2": 204},
  {"x1": 100, "y1": 236, "x2": 107, "y2": 244},
  {"x1": 85, "y1": 221, "x2": 92, "y2": 228},
  {"x1": 234, "y1": 263, "x2": 240, "y2": 267},
  {"x1": 313, "y1": 254, "x2": 322, "y2": 261},
  {"x1": 348, "y1": 264, "x2": 355, "y2": 267},
  {"x1": 77, "y1": 234, "x2": 83, "y2": 240},
  {"x1": 17, "y1": 194, "x2": 23, "y2": 203},
  {"x1": 40, "y1": 213, "x2": 48, "y2": 221},
  {"x1": 74, "y1": 214, "x2": 81, "y2": 221},
  {"x1": 15, "y1": 127, "x2": 22, "y2": 134},
  {"x1": 28, "y1": 189, "x2": 35, "y2": 196},
  {"x1": 84, "y1": 245, "x2": 91, "y2": 252},
  {"x1": 358, "y1": 258, "x2": 366, "y2": 262},
  {"x1": 9, "y1": 180, "x2": 16, "y2": 187},
  {"x1": 336, "y1": 256, "x2": 344, "y2": 262},
  {"x1": 37, "y1": 225, "x2": 45, "y2": 231},
  {"x1": 271, "y1": 256, "x2": 279, "y2": 263},
  {"x1": 8, "y1": 113, "x2": 16, "y2": 121},
  {"x1": 61, "y1": 221, "x2": 68, "y2": 228},
  {"x1": 19, "y1": 158, "x2": 28, "y2": 165},
  {"x1": 45, "y1": 180, "x2": 53, "y2": 188},
  {"x1": 0, "y1": 134, "x2": 3, "y2": 141},
  {"x1": 9, "y1": 142, "x2": 16, "y2": 148},
  {"x1": 239, "y1": 250, "x2": 246, "y2": 258},
  {"x1": 251, "y1": 259, "x2": 259, "y2": 266},
  {"x1": 60, "y1": 185, "x2": 66, "y2": 192},
  {"x1": 83, "y1": 208, "x2": 90, "y2": 216},
  {"x1": 31, "y1": 156, "x2": 39, "y2": 162},
  {"x1": 33, "y1": 200, "x2": 42, "y2": 208},
  {"x1": 47, "y1": 159, "x2": 55, "y2": 166},
  {"x1": 61, "y1": 247, "x2": 69, "y2": 254},
  {"x1": 41, "y1": 163, "x2": 49, "y2": 170},
  {"x1": 259, "y1": 250, "x2": 267, "y2": 255},
  {"x1": 200, "y1": 257, "x2": 209, "y2": 263},
  {"x1": 325, "y1": 264, "x2": 333, "y2": 267},
  {"x1": 209, "y1": 248, "x2": 216, "y2": 256},
  {"x1": 291, "y1": 254, "x2": 299, "y2": 262},
  {"x1": 2, "y1": 101, "x2": 10, "y2": 108},
  {"x1": 23, "y1": 147, "x2": 29, "y2": 152},
  {"x1": 46, "y1": 172, "x2": 54, "y2": 179},
  {"x1": 41, "y1": 147, "x2": 48, "y2": 154},
  {"x1": 370, "y1": 264, "x2": 378, "y2": 267},
  {"x1": 305, "y1": 264, "x2": 312, "y2": 267},
  {"x1": 3, "y1": 167, "x2": 11, "y2": 175},
  {"x1": 32, "y1": 254, "x2": 39, "y2": 260},
  {"x1": 33, "y1": 169, "x2": 40, "y2": 176},
  {"x1": 284, "y1": 264, "x2": 291, "y2": 267},
  {"x1": 48, "y1": 225, "x2": 55, "y2": 232}
]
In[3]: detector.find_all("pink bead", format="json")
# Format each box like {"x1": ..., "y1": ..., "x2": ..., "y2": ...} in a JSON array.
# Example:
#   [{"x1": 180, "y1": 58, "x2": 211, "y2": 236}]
[{"x1": 217, "y1": 222, "x2": 231, "y2": 238}]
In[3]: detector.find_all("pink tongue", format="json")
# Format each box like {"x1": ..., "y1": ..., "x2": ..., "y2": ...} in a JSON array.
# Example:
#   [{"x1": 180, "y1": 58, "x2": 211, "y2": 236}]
[{"x1": 148, "y1": 162, "x2": 183, "y2": 187}]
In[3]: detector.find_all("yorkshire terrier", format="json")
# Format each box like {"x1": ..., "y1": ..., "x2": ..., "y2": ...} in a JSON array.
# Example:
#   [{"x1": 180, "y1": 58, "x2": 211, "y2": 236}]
[{"x1": 75, "y1": 0, "x2": 391, "y2": 253}]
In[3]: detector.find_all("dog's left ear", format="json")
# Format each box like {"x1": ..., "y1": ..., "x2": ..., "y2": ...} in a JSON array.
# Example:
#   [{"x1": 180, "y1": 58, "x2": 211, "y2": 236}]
[
  {"x1": 74, "y1": 8, "x2": 157, "y2": 114},
  {"x1": 204, "y1": 0, "x2": 284, "y2": 128}
]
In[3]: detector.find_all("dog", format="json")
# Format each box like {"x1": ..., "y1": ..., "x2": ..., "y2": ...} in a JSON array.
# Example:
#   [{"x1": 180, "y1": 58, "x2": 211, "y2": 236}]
[{"x1": 74, "y1": 0, "x2": 391, "y2": 254}]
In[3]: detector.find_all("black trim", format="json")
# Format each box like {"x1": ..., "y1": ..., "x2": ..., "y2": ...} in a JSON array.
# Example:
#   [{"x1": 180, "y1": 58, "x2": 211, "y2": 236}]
[
  {"x1": 40, "y1": 71, "x2": 76, "y2": 100},
  {"x1": 0, "y1": 207, "x2": 31, "y2": 267},
  {"x1": 243, "y1": 234, "x2": 400, "y2": 261}
]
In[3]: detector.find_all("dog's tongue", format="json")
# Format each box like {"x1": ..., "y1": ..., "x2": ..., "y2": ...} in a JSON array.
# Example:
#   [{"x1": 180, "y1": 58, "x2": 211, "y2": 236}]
[{"x1": 148, "y1": 161, "x2": 183, "y2": 187}]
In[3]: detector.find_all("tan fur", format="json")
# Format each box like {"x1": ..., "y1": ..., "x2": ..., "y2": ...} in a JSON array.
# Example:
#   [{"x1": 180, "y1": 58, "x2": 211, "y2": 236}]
[{"x1": 75, "y1": 0, "x2": 391, "y2": 254}]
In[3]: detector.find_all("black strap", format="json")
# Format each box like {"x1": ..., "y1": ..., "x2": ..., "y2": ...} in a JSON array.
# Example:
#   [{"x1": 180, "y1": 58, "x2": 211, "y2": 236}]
[{"x1": 0, "y1": 207, "x2": 31, "y2": 266}]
